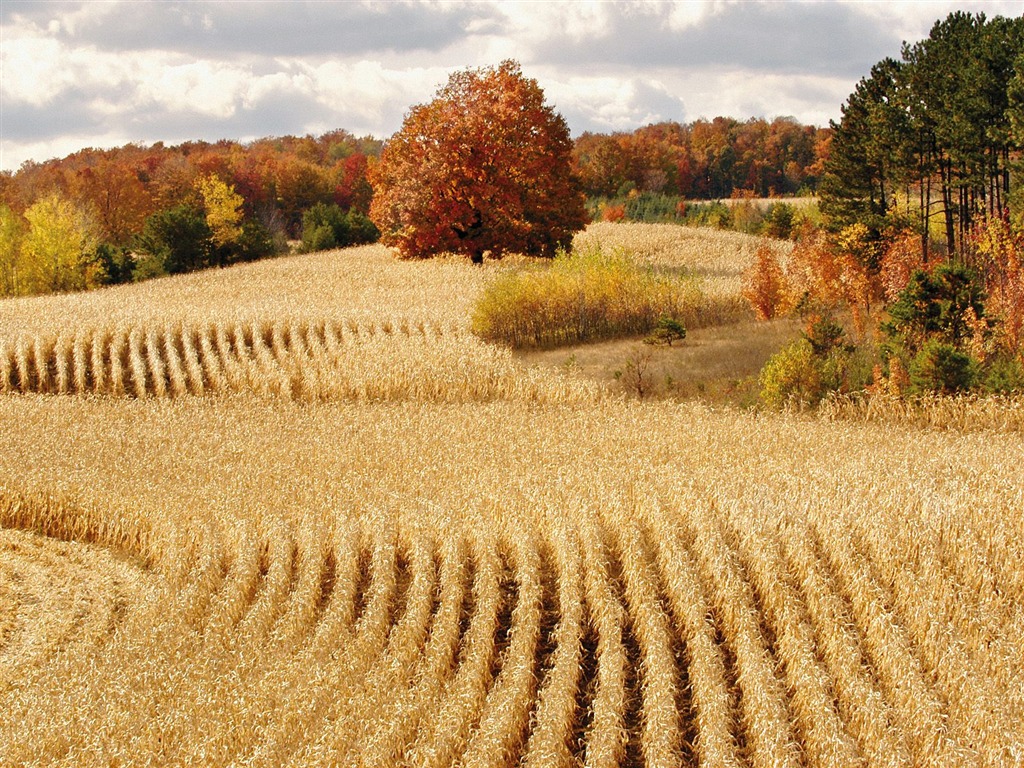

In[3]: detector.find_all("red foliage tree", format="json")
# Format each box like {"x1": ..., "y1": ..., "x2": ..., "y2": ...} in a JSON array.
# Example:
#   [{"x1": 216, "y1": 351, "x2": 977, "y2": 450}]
[
  {"x1": 370, "y1": 60, "x2": 587, "y2": 262},
  {"x1": 69, "y1": 158, "x2": 155, "y2": 246},
  {"x1": 742, "y1": 243, "x2": 790, "y2": 320}
]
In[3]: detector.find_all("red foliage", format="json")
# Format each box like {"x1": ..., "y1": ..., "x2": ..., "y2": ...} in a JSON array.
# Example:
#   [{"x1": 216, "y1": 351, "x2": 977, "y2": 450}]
[
  {"x1": 601, "y1": 203, "x2": 626, "y2": 222},
  {"x1": 369, "y1": 60, "x2": 587, "y2": 261},
  {"x1": 742, "y1": 244, "x2": 790, "y2": 320},
  {"x1": 333, "y1": 153, "x2": 373, "y2": 214}
]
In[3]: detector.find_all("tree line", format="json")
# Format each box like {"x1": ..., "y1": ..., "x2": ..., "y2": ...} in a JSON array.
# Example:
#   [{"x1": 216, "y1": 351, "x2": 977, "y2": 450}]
[
  {"x1": 0, "y1": 110, "x2": 829, "y2": 296},
  {"x1": 0, "y1": 131, "x2": 382, "y2": 294},
  {"x1": 753, "y1": 11, "x2": 1024, "y2": 402},
  {"x1": 821, "y1": 11, "x2": 1024, "y2": 260},
  {"x1": 574, "y1": 116, "x2": 830, "y2": 200}
]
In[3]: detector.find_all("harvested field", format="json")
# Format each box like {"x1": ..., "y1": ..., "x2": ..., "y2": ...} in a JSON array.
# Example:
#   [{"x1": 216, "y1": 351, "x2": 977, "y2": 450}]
[{"x1": 1, "y1": 224, "x2": 1021, "y2": 766}]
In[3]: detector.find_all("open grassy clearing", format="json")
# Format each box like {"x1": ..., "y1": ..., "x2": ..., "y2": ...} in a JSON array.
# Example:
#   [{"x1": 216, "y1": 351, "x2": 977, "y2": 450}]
[
  {"x1": 517, "y1": 315, "x2": 804, "y2": 404},
  {"x1": 1, "y1": 222, "x2": 1022, "y2": 766}
]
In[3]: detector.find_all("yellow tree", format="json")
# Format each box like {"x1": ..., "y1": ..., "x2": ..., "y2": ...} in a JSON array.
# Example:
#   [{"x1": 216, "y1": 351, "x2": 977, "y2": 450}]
[
  {"x1": 20, "y1": 192, "x2": 101, "y2": 294},
  {"x1": 0, "y1": 205, "x2": 24, "y2": 296},
  {"x1": 195, "y1": 174, "x2": 243, "y2": 250}
]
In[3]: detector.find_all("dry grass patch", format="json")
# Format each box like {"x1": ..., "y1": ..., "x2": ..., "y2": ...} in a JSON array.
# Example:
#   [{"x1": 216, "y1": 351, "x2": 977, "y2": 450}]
[{"x1": 517, "y1": 315, "x2": 803, "y2": 403}]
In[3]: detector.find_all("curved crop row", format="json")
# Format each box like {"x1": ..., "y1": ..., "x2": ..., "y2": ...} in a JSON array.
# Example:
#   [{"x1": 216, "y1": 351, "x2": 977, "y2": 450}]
[
  {"x1": 0, "y1": 319, "x2": 598, "y2": 403},
  {"x1": 1, "y1": 493, "x2": 1022, "y2": 766}
]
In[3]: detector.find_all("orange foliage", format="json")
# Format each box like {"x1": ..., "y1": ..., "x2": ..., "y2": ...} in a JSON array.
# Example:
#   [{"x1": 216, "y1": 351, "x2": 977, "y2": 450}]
[
  {"x1": 370, "y1": 61, "x2": 587, "y2": 261},
  {"x1": 787, "y1": 224, "x2": 874, "y2": 336},
  {"x1": 68, "y1": 158, "x2": 155, "y2": 246},
  {"x1": 601, "y1": 203, "x2": 626, "y2": 222},
  {"x1": 971, "y1": 217, "x2": 1024, "y2": 357},
  {"x1": 742, "y1": 244, "x2": 790, "y2": 320},
  {"x1": 1, "y1": 133, "x2": 381, "y2": 249},
  {"x1": 879, "y1": 229, "x2": 929, "y2": 303}
]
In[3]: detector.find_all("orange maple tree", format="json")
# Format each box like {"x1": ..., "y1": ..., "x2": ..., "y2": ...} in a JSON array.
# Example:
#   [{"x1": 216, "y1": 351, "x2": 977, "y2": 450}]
[{"x1": 370, "y1": 60, "x2": 587, "y2": 262}]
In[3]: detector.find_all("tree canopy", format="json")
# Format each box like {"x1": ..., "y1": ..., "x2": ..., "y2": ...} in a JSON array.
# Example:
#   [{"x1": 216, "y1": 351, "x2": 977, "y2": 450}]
[
  {"x1": 369, "y1": 60, "x2": 588, "y2": 262},
  {"x1": 821, "y1": 12, "x2": 1024, "y2": 260}
]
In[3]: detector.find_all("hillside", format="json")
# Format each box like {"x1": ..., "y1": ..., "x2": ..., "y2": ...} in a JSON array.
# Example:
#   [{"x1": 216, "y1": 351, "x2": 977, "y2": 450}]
[{"x1": 1, "y1": 223, "x2": 1022, "y2": 767}]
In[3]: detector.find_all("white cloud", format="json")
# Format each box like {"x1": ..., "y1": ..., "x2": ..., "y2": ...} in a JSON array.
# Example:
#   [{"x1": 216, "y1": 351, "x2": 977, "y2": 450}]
[
  {"x1": 665, "y1": 0, "x2": 724, "y2": 31},
  {"x1": 2, "y1": 0, "x2": 1023, "y2": 171},
  {"x1": 493, "y1": 0, "x2": 612, "y2": 45},
  {"x1": 0, "y1": 33, "x2": 73, "y2": 105},
  {"x1": 543, "y1": 75, "x2": 685, "y2": 132},
  {"x1": 135, "y1": 59, "x2": 251, "y2": 119}
]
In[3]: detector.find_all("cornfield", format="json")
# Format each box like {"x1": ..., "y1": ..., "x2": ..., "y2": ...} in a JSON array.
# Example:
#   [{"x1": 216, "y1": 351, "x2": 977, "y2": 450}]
[
  {"x1": 1, "y1": 226, "x2": 1022, "y2": 767},
  {"x1": 0, "y1": 318, "x2": 598, "y2": 403}
]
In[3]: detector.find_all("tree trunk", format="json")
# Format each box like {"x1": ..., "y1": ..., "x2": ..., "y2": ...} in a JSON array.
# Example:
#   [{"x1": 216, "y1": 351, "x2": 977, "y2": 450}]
[{"x1": 941, "y1": 159, "x2": 956, "y2": 258}]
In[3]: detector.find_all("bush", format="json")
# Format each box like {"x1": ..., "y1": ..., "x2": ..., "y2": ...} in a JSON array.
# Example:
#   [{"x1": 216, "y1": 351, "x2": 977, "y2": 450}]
[
  {"x1": 95, "y1": 243, "x2": 134, "y2": 285},
  {"x1": 983, "y1": 356, "x2": 1024, "y2": 393},
  {"x1": 742, "y1": 244, "x2": 790, "y2": 320},
  {"x1": 644, "y1": 316, "x2": 687, "y2": 346},
  {"x1": 135, "y1": 205, "x2": 213, "y2": 275},
  {"x1": 682, "y1": 201, "x2": 732, "y2": 229},
  {"x1": 759, "y1": 338, "x2": 822, "y2": 408},
  {"x1": 346, "y1": 211, "x2": 380, "y2": 245},
  {"x1": 762, "y1": 203, "x2": 796, "y2": 239},
  {"x1": 910, "y1": 339, "x2": 980, "y2": 394},
  {"x1": 884, "y1": 262, "x2": 987, "y2": 353},
  {"x1": 232, "y1": 219, "x2": 283, "y2": 263},
  {"x1": 624, "y1": 193, "x2": 685, "y2": 223},
  {"x1": 471, "y1": 244, "x2": 703, "y2": 348},
  {"x1": 759, "y1": 318, "x2": 866, "y2": 408},
  {"x1": 301, "y1": 203, "x2": 347, "y2": 252}
]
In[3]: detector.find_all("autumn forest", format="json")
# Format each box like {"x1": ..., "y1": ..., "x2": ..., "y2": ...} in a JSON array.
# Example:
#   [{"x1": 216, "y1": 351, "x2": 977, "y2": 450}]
[{"x1": 0, "y1": 115, "x2": 829, "y2": 292}]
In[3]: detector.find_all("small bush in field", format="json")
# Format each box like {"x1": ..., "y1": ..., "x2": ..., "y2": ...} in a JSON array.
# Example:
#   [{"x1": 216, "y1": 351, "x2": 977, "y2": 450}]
[
  {"x1": 742, "y1": 244, "x2": 790, "y2": 320},
  {"x1": 471, "y1": 244, "x2": 704, "y2": 348},
  {"x1": 644, "y1": 316, "x2": 687, "y2": 346}
]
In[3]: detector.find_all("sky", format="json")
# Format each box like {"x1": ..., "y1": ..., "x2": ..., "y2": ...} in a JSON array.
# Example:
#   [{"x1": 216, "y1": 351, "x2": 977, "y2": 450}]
[{"x1": 1, "y1": 0, "x2": 1020, "y2": 171}]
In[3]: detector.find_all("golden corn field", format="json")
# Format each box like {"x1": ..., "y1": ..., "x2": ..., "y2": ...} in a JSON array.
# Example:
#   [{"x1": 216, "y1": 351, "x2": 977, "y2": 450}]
[{"x1": 1, "y1": 224, "x2": 1022, "y2": 767}]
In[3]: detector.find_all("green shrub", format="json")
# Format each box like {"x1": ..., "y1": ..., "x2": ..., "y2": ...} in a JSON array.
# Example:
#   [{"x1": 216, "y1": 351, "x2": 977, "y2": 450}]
[
  {"x1": 95, "y1": 243, "x2": 134, "y2": 285},
  {"x1": 232, "y1": 218, "x2": 283, "y2": 263},
  {"x1": 984, "y1": 356, "x2": 1024, "y2": 393},
  {"x1": 762, "y1": 203, "x2": 796, "y2": 239},
  {"x1": 623, "y1": 193, "x2": 684, "y2": 223},
  {"x1": 301, "y1": 203, "x2": 380, "y2": 253},
  {"x1": 135, "y1": 205, "x2": 213, "y2": 275},
  {"x1": 760, "y1": 318, "x2": 867, "y2": 408},
  {"x1": 910, "y1": 339, "x2": 980, "y2": 394},
  {"x1": 471, "y1": 244, "x2": 704, "y2": 348},
  {"x1": 644, "y1": 316, "x2": 687, "y2": 346},
  {"x1": 884, "y1": 262, "x2": 987, "y2": 353},
  {"x1": 682, "y1": 201, "x2": 732, "y2": 229}
]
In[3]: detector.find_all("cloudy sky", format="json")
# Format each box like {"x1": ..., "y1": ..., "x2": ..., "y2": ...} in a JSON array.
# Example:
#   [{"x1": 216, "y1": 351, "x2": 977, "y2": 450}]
[{"x1": 1, "y1": 0, "x2": 1019, "y2": 171}]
